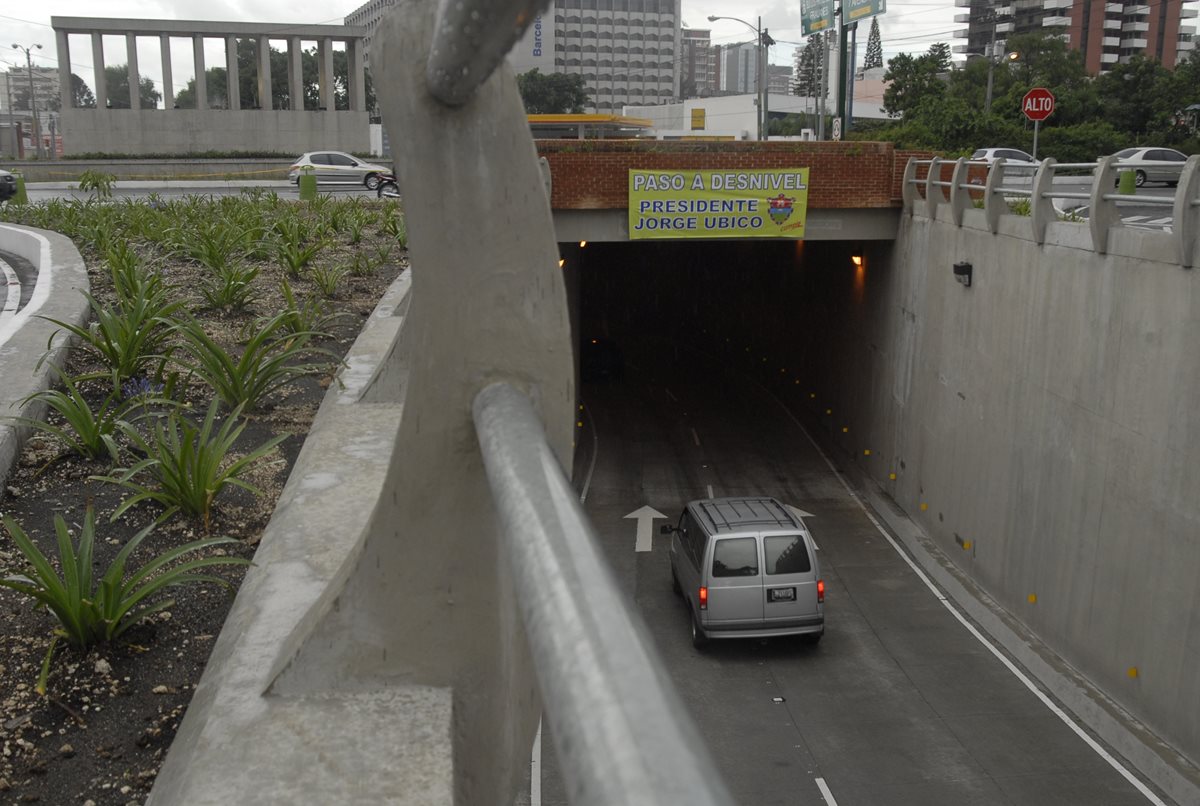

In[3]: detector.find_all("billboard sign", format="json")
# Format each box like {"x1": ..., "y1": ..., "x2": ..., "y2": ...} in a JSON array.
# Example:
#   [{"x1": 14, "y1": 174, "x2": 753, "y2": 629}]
[
  {"x1": 628, "y1": 169, "x2": 810, "y2": 240},
  {"x1": 843, "y1": 0, "x2": 886, "y2": 25},
  {"x1": 802, "y1": 0, "x2": 836, "y2": 35}
]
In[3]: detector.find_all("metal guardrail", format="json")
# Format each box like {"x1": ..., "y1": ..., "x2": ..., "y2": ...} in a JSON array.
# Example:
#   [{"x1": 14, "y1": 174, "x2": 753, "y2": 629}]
[
  {"x1": 474, "y1": 383, "x2": 736, "y2": 806},
  {"x1": 902, "y1": 154, "x2": 1200, "y2": 267}
]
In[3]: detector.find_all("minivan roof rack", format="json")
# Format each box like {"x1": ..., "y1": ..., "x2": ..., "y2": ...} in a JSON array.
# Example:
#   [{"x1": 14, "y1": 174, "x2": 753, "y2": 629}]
[{"x1": 694, "y1": 497, "x2": 797, "y2": 533}]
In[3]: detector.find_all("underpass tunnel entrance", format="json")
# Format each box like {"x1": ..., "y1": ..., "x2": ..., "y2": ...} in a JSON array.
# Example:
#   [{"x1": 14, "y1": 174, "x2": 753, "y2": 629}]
[{"x1": 566, "y1": 239, "x2": 894, "y2": 403}]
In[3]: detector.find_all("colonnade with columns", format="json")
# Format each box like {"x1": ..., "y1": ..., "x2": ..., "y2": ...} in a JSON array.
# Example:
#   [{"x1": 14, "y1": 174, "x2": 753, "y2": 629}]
[{"x1": 51, "y1": 17, "x2": 367, "y2": 113}]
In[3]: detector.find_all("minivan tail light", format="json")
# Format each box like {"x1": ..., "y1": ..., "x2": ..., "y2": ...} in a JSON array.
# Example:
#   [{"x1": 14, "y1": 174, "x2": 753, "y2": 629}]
[
  {"x1": 817, "y1": 579, "x2": 825, "y2": 603},
  {"x1": 699, "y1": 586, "x2": 708, "y2": 610}
]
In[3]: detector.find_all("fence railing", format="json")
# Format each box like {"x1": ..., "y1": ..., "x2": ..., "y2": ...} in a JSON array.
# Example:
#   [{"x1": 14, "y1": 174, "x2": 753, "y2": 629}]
[{"x1": 902, "y1": 154, "x2": 1200, "y2": 268}]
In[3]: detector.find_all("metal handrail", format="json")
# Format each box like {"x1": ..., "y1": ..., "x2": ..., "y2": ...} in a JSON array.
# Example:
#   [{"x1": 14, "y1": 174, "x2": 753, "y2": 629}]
[{"x1": 473, "y1": 382, "x2": 736, "y2": 806}]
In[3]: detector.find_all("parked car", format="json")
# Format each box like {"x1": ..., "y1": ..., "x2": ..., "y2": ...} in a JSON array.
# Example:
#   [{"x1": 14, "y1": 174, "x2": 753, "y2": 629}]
[
  {"x1": 287, "y1": 151, "x2": 390, "y2": 189},
  {"x1": 970, "y1": 147, "x2": 1038, "y2": 167},
  {"x1": 1106, "y1": 147, "x2": 1188, "y2": 187},
  {"x1": 0, "y1": 168, "x2": 16, "y2": 202},
  {"x1": 662, "y1": 496, "x2": 824, "y2": 647}
]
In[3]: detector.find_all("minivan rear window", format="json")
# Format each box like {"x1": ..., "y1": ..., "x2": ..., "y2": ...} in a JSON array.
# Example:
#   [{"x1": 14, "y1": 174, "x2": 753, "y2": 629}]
[
  {"x1": 712, "y1": 537, "x2": 758, "y2": 577},
  {"x1": 765, "y1": 535, "x2": 811, "y2": 575}
]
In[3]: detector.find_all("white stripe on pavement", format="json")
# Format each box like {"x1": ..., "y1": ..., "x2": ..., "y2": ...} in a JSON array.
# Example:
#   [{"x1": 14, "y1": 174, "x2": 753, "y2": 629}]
[
  {"x1": 0, "y1": 227, "x2": 53, "y2": 350},
  {"x1": 815, "y1": 777, "x2": 839, "y2": 805},
  {"x1": 0, "y1": 256, "x2": 19, "y2": 329}
]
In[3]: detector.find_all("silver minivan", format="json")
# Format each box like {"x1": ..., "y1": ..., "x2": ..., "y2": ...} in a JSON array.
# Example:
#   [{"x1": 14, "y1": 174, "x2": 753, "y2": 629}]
[{"x1": 662, "y1": 497, "x2": 824, "y2": 647}]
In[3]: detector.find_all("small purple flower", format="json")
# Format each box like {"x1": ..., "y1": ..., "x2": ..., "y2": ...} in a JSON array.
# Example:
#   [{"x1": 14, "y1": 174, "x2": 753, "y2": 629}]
[{"x1": 122, "y1": 376, "x2": 163, "y2": 400}]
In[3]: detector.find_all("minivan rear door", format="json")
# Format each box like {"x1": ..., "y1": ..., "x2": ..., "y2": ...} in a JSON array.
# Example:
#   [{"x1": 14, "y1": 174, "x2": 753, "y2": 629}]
[
  {"x1": 761, "y1": 532, "x2": 820, "y2": 626},
  {"x1": 707, "y1": 536, "x2": 764, "y2": 628}
]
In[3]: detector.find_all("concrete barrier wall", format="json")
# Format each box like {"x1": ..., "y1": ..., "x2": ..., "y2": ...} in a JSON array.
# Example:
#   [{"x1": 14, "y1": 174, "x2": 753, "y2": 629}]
[
  {"x1": 60, "y1": 108, "x2": 369, "y2": 157},
  {"x1": 804, "y1": 208, "x2": 1200, "y2": 768}
]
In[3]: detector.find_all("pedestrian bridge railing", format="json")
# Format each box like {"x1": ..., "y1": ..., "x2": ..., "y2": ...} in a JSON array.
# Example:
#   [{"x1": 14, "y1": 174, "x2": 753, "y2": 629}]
[{"x1": 903, "y1": 155, "x2": 1200, "y2": 268}]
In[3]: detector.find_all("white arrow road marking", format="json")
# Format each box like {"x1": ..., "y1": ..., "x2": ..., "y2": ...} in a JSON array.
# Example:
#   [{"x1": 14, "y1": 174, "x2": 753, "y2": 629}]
[
  {"x1": 706, "y1": 484, "x2": 714, "y2": 498},
  {"x1": 625, "y1": 505, "x2": 667, "y2": 552},
  {"x1": 786, "y1": 504, "x2": 819, "y2": 549},
  {"x1": 691, "y1": 427, "x2": 700, "y2": 446}
]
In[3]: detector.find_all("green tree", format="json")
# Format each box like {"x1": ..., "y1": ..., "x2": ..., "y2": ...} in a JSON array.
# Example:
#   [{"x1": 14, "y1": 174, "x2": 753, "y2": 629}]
[
  {"x1": 1093, "y1": 55, "x2": 1174, "y2": 138},
  {"x1": 103, "y1": 64, "x2": 162, "y2": 109},
  {"x1": 516, "y1": 69, "x2": 590, "y2": 113},
  {"x1": 794, "y1": 32, "x2": 826, "y2": 98},
  {"x1": 863, "y1": 18, "x2": 883, "y2": 71},
  {"x1": 882, "y1": 44, "x2": 950, "y2": 118}
]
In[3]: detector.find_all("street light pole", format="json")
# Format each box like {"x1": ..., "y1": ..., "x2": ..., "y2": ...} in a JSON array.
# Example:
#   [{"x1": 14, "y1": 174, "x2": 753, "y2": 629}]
[
  {"x1": 983, "y1": 10, "x2": 998, "y2": 116},
  {"x1": 708, "y1": 14, "x2": 766, "y2": 140},
  {"x1": 12, "y1": 43, "x2": 44, "y2": 159}
]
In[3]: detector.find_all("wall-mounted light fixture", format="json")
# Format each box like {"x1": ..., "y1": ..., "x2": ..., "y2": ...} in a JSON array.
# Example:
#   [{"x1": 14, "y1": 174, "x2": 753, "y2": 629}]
[
  {"x1": 850, "y1": 254, "x2": 863, "y2": 267},
  {"x1": 953, "y1": 261, "x2": 973, "y2": 287}
]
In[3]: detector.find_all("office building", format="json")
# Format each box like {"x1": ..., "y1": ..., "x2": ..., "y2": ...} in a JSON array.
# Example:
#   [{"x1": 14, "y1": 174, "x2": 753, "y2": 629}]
[{"x1": 954, "y1": 0, "x2": 1197, "y2": 73}]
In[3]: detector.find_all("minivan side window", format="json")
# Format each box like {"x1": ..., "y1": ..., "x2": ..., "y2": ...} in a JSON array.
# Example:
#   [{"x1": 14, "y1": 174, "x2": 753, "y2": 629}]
[
  {"x1": 765, "y1": 534, "x2": 811, "y2": 574},
  {"x1": 712, "y1": 537, "x2": 758, "y2": 577}
]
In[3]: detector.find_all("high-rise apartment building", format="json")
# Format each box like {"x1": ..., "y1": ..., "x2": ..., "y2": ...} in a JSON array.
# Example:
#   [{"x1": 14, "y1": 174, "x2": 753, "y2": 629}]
[
  {"x1": 720, "y1": 41, "x2": 758, "y2": 93},
  {"x1": 346, "y1": 0, "x2": 682, "y2": 112},
  {"x1": 681, "y1": 27, "x2": 717, "y2": 97},
  {"x1": 954, "y1": 0, "x2": 1197, "y2": 74}
]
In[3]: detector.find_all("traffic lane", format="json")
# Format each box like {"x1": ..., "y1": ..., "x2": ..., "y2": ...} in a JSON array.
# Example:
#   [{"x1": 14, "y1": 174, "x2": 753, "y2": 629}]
[
  {"x1": 22, "y1": 183, "x2": 379, "y2": 203},
  {"x1": 0, "y1": 248, "x2": 37, "y2": 329},
  {"x1": 569, "y1": 344, "x2": 1166, "y2": 806}
]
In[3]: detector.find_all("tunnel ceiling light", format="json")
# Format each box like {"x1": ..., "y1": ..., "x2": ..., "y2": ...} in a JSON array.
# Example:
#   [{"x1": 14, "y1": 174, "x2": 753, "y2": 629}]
[
  {"x1": 579, "y1": 240, "x2": 587, "y2": 248},
  {"x1": 850, "y1": 255, "x2": 863, "y2": 267},
  {"x1": 558, "y1": 258, "x2": 565, "y2": 268}
]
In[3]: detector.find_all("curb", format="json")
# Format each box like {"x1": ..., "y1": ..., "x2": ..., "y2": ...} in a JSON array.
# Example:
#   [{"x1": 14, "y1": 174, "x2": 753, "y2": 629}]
[{"x1": 0, "y1": 224, "x2": 91, "y2": 501}]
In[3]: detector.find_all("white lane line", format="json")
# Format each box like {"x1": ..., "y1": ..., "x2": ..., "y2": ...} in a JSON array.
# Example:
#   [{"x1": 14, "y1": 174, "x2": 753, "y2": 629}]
[
  {"x1": 691, "y1": 427, "x2": 701, "y2": 446},
  {"x1": 0, "y1": 227, "x2": 53, "y2": 350},
  {"x1": 530, "y1": 719, "x2": 542, "y2": 806},
  {"x1": 815, "y1": 777, "x2": 839, "y2": 805},
  {"x1": 706, "y1": 484, "x2": 714, "y2": 498},
  {"x1": 666, "y1": 388, "x2": 678, "y2": 402},
  {"x1": 578, "y1": 404, "x2": 599, "y2": 505},
  {"x1": 0, "y1": 257, "x2": 19, "y2": 328},
  {"x1": 773, "y1": 397, "x2": 1168, "y2": 806}
]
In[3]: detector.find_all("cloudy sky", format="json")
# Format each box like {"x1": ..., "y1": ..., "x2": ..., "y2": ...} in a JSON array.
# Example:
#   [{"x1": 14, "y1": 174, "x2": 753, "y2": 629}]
[{"x1": 2, "y1": 0, "x2": 959, "y2": 106}]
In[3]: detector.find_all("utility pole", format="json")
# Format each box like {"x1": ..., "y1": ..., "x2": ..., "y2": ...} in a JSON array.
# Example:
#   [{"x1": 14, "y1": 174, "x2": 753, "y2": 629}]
[
  {"x1": 758, "y1": 17, "x2": 765, "y2": 141},
  {"x1": 12, "y1": 43, "x2": 44, "y2": 159},
  {"x1": 984, "y1": 8, "x2": 998, "y2": 116},
  {"x1": 4, "y1": 70, "x2": 18, "y2": 159}
]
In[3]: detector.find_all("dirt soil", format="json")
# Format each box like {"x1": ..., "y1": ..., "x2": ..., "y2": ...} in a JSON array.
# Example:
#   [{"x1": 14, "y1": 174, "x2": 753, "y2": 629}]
[{"x1": 0, "y1": 198, "x2": 406, "y2": 805}]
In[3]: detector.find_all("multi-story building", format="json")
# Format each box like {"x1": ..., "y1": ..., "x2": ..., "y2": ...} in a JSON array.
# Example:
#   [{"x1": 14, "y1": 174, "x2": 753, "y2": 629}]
[
  {"x1": 343, "y1": 0, "x2": 390, "y2": 68},
  {"x1": 681, "y1": 27, "x2": 717, "y2": 97},
  {"x1": 720, "y1": 40, "x2": 758, "y2": 93},
  {"x1": 954, "y1": 0, "x2": 1197, "y2": 74},
  {"x1": 3, "y1": 66, "x2": 59, "y2": 112},
  {"x1": 346, "y1": 0, "x2": 682, "y2": 112},
  {"x1": 768, "y1": 63, "x2": 793, "y2": 95}
]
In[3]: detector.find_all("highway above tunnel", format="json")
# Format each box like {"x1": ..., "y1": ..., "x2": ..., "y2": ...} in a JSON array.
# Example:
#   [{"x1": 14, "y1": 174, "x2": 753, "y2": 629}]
[{"x1": 531, "y1": 240, "x2": 1177, "y2": 806}]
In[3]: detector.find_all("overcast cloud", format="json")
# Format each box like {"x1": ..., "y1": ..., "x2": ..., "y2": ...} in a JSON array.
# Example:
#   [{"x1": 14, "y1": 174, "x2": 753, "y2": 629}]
[{"x1": 2, "y1": 0, "x2": 959, "y2": 106}]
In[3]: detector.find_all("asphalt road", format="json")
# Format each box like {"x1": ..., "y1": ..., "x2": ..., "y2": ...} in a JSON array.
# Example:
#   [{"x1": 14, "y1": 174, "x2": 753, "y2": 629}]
[
  {"x1": 0, "y1": 248, "x2": 36, "y2": 339},
  {"x1": 541, "y1": 340, "x2": 1173, "y2": 806}
]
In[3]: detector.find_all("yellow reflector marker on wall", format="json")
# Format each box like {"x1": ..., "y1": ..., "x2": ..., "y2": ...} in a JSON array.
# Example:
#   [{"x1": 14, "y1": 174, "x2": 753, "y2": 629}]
[
  {"x1": 1028, "y1": 593, "x2": 1037, "y2": 604},
  {"x1": 1128, "y1": 667, "x2": 1139, "y2": 679}
]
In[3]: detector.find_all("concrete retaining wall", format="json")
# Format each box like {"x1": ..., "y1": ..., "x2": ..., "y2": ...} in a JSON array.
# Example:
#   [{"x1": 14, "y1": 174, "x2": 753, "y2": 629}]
[
  {"x1": 804, "y1": 207, "x2": 1200, "y2": 771},
  {"x1": 60, "y1": 108, "x2": 369, "y2": 157},
  {"x1": 8, "y1": 159, "x2": 295, "y2": 183}
]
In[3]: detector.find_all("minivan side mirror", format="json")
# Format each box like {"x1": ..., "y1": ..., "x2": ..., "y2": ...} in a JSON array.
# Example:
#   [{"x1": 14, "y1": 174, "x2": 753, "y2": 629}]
[{"x1": 660, "y1": 524, "x2": 675, "y2": 535}]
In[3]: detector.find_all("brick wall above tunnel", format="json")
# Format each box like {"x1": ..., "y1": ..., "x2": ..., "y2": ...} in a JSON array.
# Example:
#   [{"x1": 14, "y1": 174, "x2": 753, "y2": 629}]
[{"x1": 537, "y1": 140, "x2": 925, "y2": 211}]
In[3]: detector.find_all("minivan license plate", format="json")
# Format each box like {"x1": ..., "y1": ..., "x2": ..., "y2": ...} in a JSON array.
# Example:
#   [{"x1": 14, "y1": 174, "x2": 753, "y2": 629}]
[{"x1": 768, "y1": 587, "x2": 796, "y2": 602}]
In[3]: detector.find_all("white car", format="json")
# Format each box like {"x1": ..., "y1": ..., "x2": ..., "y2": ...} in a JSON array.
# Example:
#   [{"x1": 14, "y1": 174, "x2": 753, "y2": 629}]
[
  {"x1": 1106, "y1": 147, "x2": 1188, "y2": 187},
  {"x1": 970, "y1": 147, "x2": 1038, "y2": 167},
  {"x1": 288, "y1": 151, "x2": 390, "y2": 189}
]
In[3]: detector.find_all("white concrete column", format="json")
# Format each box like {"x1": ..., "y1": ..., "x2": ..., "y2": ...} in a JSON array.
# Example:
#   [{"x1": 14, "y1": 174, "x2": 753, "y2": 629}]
[
  {"x1": 127, "y1": 34, "x2": 141, "y2": 110},
  {"x1": 257, "y1": 35, "x2": 271, "y2": 109},
  {"x1": 193, "y1": 34, "x2": 207, "y2": 109},
  {"x1": 91, "y1": 32, "x2": 107, "y2": 109},
  {"x1": 225, "y1": 35, "x2": 240, "y2": 110},
  {"x1": 318, "y1": 38, "x2": 333, "y2": 110},
  {"x1": 160, "y1": 35, "x2": 174, "y2": 109},
  {"x1": 349, "y1": 38, "x2": 366, "y2": 112},
  {"x1": 288, "y1": 36, "x2": 303, "y2": 110},
  {"x1": 56, "y1": 29, "x2": 72, "y2": 110}
]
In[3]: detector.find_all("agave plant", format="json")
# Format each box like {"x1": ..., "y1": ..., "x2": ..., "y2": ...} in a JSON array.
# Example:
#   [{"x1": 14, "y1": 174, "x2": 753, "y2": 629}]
[
  {"x1": 6, "y1": 368, "x2": 135, "y2": 462},
  {"x1": 200, "y1": 262, "x2": 260, "y2": 311},
  {"x1": 0, "y1": 507, "x2": 249, "y2": 692},
  {"x1": 96, "y1": 401, "x2": 286, "y2": 529}
]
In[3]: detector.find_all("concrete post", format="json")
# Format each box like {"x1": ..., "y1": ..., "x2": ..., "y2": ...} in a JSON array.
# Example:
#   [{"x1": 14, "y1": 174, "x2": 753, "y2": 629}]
[
  {"x1": 268, "y1": 4, "x2": 573, "y2": 804},
  {"x1": 288, "y1": 36, "x2": 303, "y2": 110},
  {"x1": 55, "y1": 29, "x2": 71, "y2": 111},
  {"x1": 318, "y1": 37, "x2": 333, "y2": 110},
  {"x1": 349, "y1": 38, "x2": 366, "y2": 112},
  {"x1": 91, "y1": 32, "x2": 107, "y2": 109},
  {"x1": 193, "y1": 34, "x2": 207, "y2": 110},
  {"x1": 160, "y1": 35, "x2": 173, "y2": 109},
  {"x1": 225, "y1": 35, "x2": 240, "y2": 110},
  {"x1": 127, "y1": 34, "x2": 141, "y2": 110},
  {"x1": 257, "y1": 35, "x2": 271, "y2": 110}
]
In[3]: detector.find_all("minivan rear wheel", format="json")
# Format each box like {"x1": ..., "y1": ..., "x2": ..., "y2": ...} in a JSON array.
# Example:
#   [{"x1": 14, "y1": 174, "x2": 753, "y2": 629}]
[
  {"x1": 690, "y1": 616, "x2": 708, "y2": 648},
  {"x1": 671, "y1": 570, "x2": 682, "y2": 595}
]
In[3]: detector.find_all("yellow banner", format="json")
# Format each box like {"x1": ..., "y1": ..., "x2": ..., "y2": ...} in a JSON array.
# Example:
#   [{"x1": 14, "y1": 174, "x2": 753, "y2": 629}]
[{"x1": 628, "y1": 169, "x2": 810, "y2": 240}]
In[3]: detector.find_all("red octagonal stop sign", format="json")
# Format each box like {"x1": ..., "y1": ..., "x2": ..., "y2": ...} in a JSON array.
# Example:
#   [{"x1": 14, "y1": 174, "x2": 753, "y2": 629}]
[{"x1": 1022, "y1": 88, "x2": 1055, "y2": 122}]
